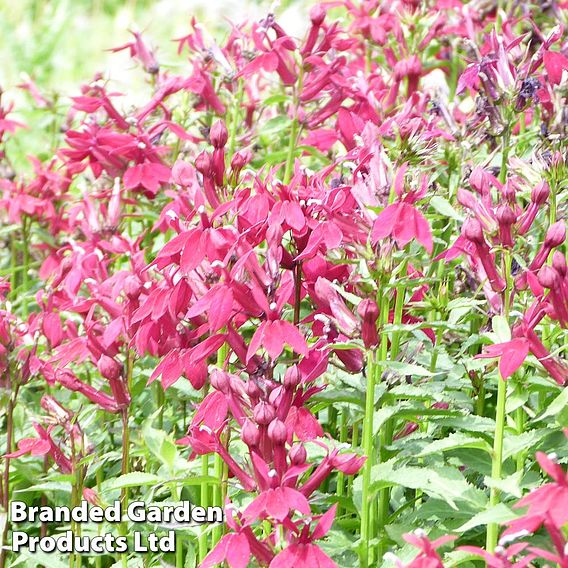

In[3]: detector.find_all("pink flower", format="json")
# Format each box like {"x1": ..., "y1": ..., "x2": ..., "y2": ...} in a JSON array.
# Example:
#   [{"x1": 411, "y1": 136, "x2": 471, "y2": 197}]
[
  {"x1": 200, "y1": 533, "x2": 250, "y2": 568},
  {"x1": 371, "y1": 164, "x2": 433, "y2": 253},
  {"x1": 243, "y1": 486, "x2": 311, "y2": 523},
  {"x1": 476, "y1": 338, "x2": 530, "y2": 380}
]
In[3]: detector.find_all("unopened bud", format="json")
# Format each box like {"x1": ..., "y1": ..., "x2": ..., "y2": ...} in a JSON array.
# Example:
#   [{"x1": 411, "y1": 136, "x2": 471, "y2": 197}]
[
  {"x1": 309, "y1": 4, "x2": 326, "y2": 25},
  {"x1": 97, "y1": 355, "x2": 122, "y2": 382},
  {"x1": 230, "y1": 149, "x2": 252, "y2": 172},
  {"x1": 210, "y1": 369, "x2": 231, "y2": 393},
  {"x1": 462, "y1": 217, "x2": 485, "y2": 244},
  {"x1": 267, "y1": 419, "x2": 287, "y2": 445},
  {"x1": 245, "y1": 380, "x2": 262, "y2": 399},
  {"x1": 538, "y1": 265, "x2": 560, "y2": 289},
  {"x1": 289, "y1": 443, "x2": 307, "y2": 465},
  {"x1": 496, "y1": 205, "x2": 516, "y2": 226},
  {"x1": 253, "y1": 401, "x2": 276, "y2": 425},
  {"x1": 531, "y1": 181, "x2": 550, "y2": 205},
  {"x1": 357, "y1": 299, "x2": 379, "y2": 348},
  {"x1": 545, "y1": 221, "x2": 566, "y2": 248},
  {"x1": 469, "y1": 167, "x2": 489, "y2": 195},
  {"x1": 284, "y1": 366, "x2": 301, "y2": 389},
  {"x1": 195, "y1": 151, "x2": 212, "y2": 174},
  {"x1": 210, "y1": 121, "x2": 228, "y2": 149},
  {"x1": 124, "y1": 275, "x2": 142, "y2": 299},
  {"x1": 241, "y1": 419, "x2": 260, "y2": 447},
  {"x1": 553, "y1": 251, "x2": 567, "y2": 277}
]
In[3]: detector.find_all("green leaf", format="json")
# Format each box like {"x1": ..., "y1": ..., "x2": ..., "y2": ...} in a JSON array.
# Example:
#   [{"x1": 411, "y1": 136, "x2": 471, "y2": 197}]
[
  {"x1": 416, "y1": 433, "x2": 492, "y2": 457},
  {"x1": 503, "y1": 429, "x2": 549, "y2": 461},
  {"x1": 102, "y1": 473, "x2": 160, "y2": 492},
  {"x1": 536, "y1": 387, "x2": 568, "y2": 421},
  {"x1": 456, "y1": 503, "x2": 517, "y2": 532},
  {"x1": 15, "y1": 481, "x2": 72, "y2": 493},
  {"x1": 483, "y1": 471, "x2": 523, "y2": 498},
  {"x1": 492, "y1": 315, "x2": 511, "y2": 343},
  {"x1": 366, "y1": 461, "x2": 486, "y2": 510},
  {"x1": 11, "y1": 550, "x2": 69, "y2": 568},
  {"x1": 142, "y1": 423, "x2": 178, "y2": 472},
  {"x1": 379, "y1": 361, "x2": 433, "y2": 377},
  {"x1": 429, "y1": 196, "x2": 463, "y2": 221}
]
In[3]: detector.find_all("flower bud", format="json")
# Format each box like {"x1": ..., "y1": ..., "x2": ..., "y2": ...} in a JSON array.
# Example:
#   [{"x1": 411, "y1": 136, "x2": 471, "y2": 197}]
[
  {"x1": 210, "y1": 369, "x2": 230, "y2": 393},
  {"x1": 357, "y1": 299, "x2": 379, "y2": 348},
  {"x1": 538, "y1": 265, "x2": 560, "y2": 289},
  {"x1": 241, "y1": 419, "x2": 260, "y2": 447},
  {"x1": 124, "y1": 275, "x2": 142, "y2": 299},
  {"x1": 531, "y1": 181, "x2": 550, "y2": 205},
  {"x1": 545, "y1": 221, "x2": 566, "y2": 248},
  {"x1": 462, "y1": 217, "x2": 484, "y2": 244},
  {"x1": 253, "y1": 401, "x2": 276, "y2": 425},
  {"x1": 245, "y1": 379, "x2": 262, "y2": 399},
  {"x1": 496, "y1": 205, "x2": 516, "y2": 226},
  {"x1": 553, "y1": 251, "x2": 567, "y2": 277},
  {"x1": 289, "y1": 443, "x2": 307, "y2": 465},
  {"x1": 469, "y1": 167, "x2": 490, "y2": 195},
  {"x1": 267, "y1": 419, "x2": 287, "y2": 445},
  {"x1": 97, "y1": 355, "x2": 122, "y2": 382},
  {"x1": 210, "y1": 120, "x2": 228, "y2": 149},
  {"x1": 496, "y1": 205, "x2": 517, "y2": 247},
  {"x1": 284, "y1": 365, "x2": 301, "y2": 389},
  {"x1": 195, "y1": 151, "x2": 212, "y2": 174},
  {"x1": 230, "y1": 149, "x2": 252, "y2": 171},
  {"x1": 82, "y1": 487, "x2": 101, "y2": 506},
  {"x1": 309, "y1": 4, "x2": 326, "y2": 26}
]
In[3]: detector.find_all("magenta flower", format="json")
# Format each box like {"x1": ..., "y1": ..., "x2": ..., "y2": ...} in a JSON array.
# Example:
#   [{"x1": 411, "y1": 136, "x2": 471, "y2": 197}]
[
  {"x1": 476, "y1": 338, "x2": 530, "y2": 380},
  {"x1": 371, "y1": 164, "x2": 433, "y2": 253}
]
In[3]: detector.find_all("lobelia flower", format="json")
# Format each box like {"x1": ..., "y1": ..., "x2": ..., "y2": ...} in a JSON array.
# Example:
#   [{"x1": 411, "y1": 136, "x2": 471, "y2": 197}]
[
  {"x1": 109, "y1": 30, "x2": 160, "y2": 74},
  {"x1": 385, "y1": 530, "x2": 456, "y2": 568},
  {"x1": 500, "y1": 449, "x2": 568, "y2": 544},
  {"x1": 269, "y1": 505, "x2": 339, "y2": 568},
  {"x1": 371, "y1": 163, "x2": 433, "y2": 254}
]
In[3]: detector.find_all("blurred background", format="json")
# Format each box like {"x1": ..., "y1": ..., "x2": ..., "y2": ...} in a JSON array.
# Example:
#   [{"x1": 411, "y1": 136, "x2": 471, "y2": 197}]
[{"x1": 0, "y1": 0, "x2": 307, "y2": 167}]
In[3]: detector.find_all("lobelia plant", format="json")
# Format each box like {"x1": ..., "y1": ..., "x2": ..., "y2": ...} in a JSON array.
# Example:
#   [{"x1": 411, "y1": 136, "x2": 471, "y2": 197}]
[{"x1": 0, "y1": 1, "x2": 567, "y2": 568}]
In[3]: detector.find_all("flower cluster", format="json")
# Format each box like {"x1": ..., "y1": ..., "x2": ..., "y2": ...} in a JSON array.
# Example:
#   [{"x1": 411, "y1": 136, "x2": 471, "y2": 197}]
[{"x1": 0, "y1": 1, "x2": 567, "y2": 567}]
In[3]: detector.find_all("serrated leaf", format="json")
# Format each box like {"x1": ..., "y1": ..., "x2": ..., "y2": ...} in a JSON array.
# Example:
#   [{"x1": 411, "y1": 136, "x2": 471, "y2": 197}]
[
  {"x1": 103, "y1": 473, "x2": 160, "y2": 492},
  {"x1": 429, "y1": 196, "x2": 464, "y2": 221},
  {"x1": 417, "y1": 433, "x2": 492, "y2": 457},
  {"x1": 536, "y1": 387, "x2": 568, "y2": 421},
  {"x1": 483, "y1": 471, "x2": 523, "y2": 498},
  {"x1": 456, "y1": 503, "x2": 517, "y2": 532},
  {"x1": 366, "y1": 461, "x2": 486, "y2": 510},
  {"x1": 503, "y1": 429, "x2": 549, "y2": 461},
  {"x1": 492, "y1": 315, "x2": 511, "y2": 343},
  {"x1": 380, "y1": 361, "x2": 433, "y2": 377},
  {"x1": 15, "y1": 481, "x2": 72, "y2": 493}
]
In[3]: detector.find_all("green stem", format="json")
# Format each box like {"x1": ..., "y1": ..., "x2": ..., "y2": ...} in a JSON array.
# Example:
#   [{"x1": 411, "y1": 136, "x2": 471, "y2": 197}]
[
  {"x1": 21, "y1": 218, "x2": 30, "y2": 319},
  {"x1": 283, "y1": 68, "x2": 304, "y2": 185},
  {"x1": 486, "y1": 373, "x2": 507, "y2": 551},
  {"x1": 156, "y1": 383, "x2": 165, "y2": 430},
  {"x1": 212, "y1": 340, "x2": 229, "y2": 543},
  {"x1": 359, "y1": 352, "x2": 377, "y2": 568},
  {"x1": 476, "y1": 381, "x2": 486, "y2": 416},
  {"x1": 0, "y1": 382, "x2": 19, "y2": 568},
  {"x1": 336, "y1": 411, "x2": 348, "y2": 515},
  {"x1": 120, "y1": 352, "x2": 133, "y2": 568},
  {"x1": 227, "y1": 79, "x2": 244, "y2": 160},
  {"x1": 96, "y1": 469, "x2": 103, "y2": 568},
  {"x1": 515, "y1": 404, "x2": 526, "y2": 472},
  {"x1": 487, "y1": 248, "x2": 512, "y2": 551},
  {"x1": 198, "y1": 455, "x2": 209, "y2": 561},
  {"x1": 376, "y1": 294, "x2": 391, "y2": 561}
]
